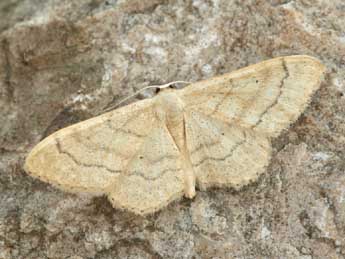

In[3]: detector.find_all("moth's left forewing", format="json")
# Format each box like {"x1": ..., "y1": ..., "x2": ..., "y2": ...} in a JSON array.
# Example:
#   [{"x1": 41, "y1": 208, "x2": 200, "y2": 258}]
[
  {"x1": 179, "y1": 55, "x2": 326, "y2": 138},
  {"x1": 24, "y1": 99, "x2": 157, "y2": 194}
]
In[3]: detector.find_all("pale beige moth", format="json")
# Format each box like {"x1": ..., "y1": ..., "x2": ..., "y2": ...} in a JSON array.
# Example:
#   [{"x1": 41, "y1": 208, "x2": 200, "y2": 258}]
[{"x1": 24, "y1": 55, "x2": 325, "y2": 215}]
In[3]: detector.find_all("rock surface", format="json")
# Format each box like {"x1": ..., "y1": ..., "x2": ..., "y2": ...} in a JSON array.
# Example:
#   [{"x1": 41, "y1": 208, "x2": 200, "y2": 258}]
[{"x1": 1, "y1": 0, "x2": 345, "y2": 258}]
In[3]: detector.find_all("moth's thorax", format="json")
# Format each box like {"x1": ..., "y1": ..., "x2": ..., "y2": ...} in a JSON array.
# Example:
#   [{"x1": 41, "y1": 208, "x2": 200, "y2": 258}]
[
  {"x1": 154, "y1": 89, "x2": 185, "y2": 122},
  {"x1": 154, "y1": 89, "x2": 185, "y2": 149}
]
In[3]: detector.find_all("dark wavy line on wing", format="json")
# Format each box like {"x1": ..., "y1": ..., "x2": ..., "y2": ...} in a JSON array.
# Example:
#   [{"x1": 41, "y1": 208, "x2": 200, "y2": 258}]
[
  {"x1": 106, "y1": 119, "x2": 147, "y2": 138},
  {"x1": 192, "y1": 132, "x2": 247, "y2": 168},
  {"x1": 253, "y1": 58, "x2": 290, "y2": 128},
  {"x1": 208, "y1": 79, "x2": 234, "y2": 116},
  {"x1": 55, "y1": 138, "x2": 121, "y2": 175},
  {"x1": 186, "y1": 110, "x2": 246, "y2": 154},
  {"x1": 130, "y1": 167, "x2": 182, "y2": 181},
  {"x1": 190, "y1": 139, "x2": 221, "y2": 155},
  {"x1": 148, "y1": 154, "x2": 179, "y2": 164},
  {"x1": 184, "y1": 58, "x2": 289, "y2": 132}
]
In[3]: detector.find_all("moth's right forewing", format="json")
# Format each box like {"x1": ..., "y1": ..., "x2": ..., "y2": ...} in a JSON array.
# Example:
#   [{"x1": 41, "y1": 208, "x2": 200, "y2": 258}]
[{"x1": 252, "y1": 56, "x2": 325, "y2": 137}]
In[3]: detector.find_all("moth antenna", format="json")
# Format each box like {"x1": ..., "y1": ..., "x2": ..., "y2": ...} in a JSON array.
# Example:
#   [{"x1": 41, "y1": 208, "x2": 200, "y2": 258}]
[{"x1": 103, "y1": 81, "x2": 190, "y2": 112}]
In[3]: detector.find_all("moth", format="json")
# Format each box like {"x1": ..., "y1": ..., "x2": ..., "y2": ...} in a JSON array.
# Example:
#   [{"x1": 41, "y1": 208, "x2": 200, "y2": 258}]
[{"x1": 24, "y1": 55, "x2": 325, "y2": 215}]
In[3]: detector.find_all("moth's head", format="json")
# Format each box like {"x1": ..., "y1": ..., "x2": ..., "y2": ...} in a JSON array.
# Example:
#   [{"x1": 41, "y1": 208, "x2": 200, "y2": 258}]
[
  {"x1": 154, "y1": 84, "x2": 176, "y2": 95},
  {"x1": 153, "y1": 81, "x2": 189, "y2": 96}
]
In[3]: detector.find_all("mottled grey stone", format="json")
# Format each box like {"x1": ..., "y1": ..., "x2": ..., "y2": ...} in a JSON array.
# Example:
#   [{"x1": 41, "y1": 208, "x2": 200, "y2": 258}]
[{"x1": 1, "y1": 0, "x2": 345, "y2": 258}]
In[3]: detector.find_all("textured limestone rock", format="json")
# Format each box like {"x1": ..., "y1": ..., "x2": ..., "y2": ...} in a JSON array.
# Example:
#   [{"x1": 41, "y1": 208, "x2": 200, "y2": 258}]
[{"x1": 1, "y1": 0, "x2": 345, "y2": 258}]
